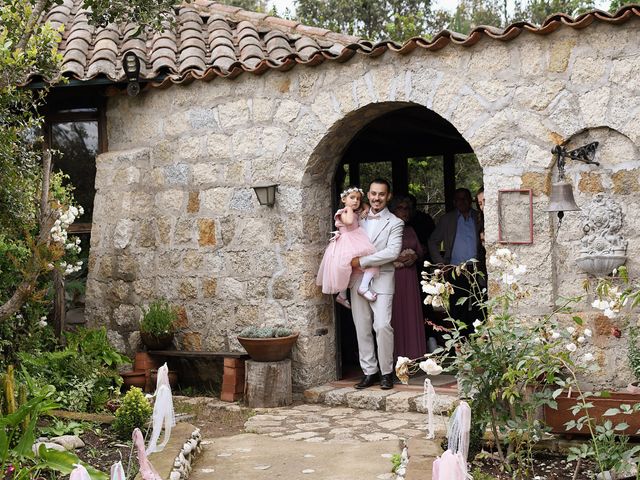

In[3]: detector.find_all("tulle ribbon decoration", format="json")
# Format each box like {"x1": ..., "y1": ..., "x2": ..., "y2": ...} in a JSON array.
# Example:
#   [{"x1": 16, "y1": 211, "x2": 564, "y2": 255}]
[
  {"x1": 133, "y1": 428, "x2": 162, "y2": 480},
  {"x1": 432, "y1": 400, "x2": 472, "y2": 480},
  {"x1": 146, "y1": 362, "x2": 175, "y2": 455},
  {"x1": 69, "y1": 464, "x2": 91, "y2": 480},
  {"x1": 110, "y1": 461, "x2": 126, "y2": 480},
  {"x1": 423, "y1": 378, "x2": 436, "y2": 440}
]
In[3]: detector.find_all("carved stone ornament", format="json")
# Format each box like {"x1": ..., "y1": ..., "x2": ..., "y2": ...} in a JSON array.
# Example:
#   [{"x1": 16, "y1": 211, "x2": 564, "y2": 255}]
[{"x1": 576, "y1": 193, "x2": 627, "y2": 276}]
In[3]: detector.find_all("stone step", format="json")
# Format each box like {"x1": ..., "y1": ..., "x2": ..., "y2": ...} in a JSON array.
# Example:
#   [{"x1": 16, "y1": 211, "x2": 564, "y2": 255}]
[{"x1": 303, "y1": 383, "x2": 458, "y2": 415}]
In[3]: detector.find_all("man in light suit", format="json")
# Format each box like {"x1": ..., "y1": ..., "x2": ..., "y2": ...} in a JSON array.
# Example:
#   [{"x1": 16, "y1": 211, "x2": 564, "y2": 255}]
[{"x1": 350, "y1": 179, "x2": 404, "y2": 390}]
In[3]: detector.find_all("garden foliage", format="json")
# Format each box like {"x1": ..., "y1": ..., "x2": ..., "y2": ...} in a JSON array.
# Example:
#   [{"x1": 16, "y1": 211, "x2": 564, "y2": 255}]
[
  {"x1": 402, "y1": 249, "x2": 594, "y2": 477},
  {"x1": 113, "y1": 387, "x2": 152, "y2": 440},
  {"x1": 18, "y1": 328, "x2": 129, "y2": 412}
]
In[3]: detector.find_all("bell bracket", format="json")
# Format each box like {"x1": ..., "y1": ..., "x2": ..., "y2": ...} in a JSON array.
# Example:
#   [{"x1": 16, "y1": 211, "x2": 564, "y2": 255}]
[{"x1": 552, "y1": 142, "x2": 599, "y2": 179}]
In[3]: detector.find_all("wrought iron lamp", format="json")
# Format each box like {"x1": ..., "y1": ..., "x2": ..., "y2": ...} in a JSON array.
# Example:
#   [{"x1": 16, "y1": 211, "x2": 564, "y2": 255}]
[
  {"x1": 546, "y1": 142, "x2": 599, "y2": 220},
  {"x1": 252, "y1": 184, "x2": 278, "y2": 207},
  {"x1": 123, "y1": 51, "x2": 141, "y2": 96}
]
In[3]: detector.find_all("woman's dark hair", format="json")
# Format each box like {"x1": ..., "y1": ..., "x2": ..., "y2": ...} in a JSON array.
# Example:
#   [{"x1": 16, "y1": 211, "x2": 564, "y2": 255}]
[{"x1": 389, "y1": 195, "x2": 412, "y2": 214}]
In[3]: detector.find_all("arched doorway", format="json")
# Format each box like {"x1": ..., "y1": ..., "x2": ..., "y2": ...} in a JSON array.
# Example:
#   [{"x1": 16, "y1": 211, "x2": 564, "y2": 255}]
[{"x1": 330, "y1": 104, "x2": 483, "y2": 379}]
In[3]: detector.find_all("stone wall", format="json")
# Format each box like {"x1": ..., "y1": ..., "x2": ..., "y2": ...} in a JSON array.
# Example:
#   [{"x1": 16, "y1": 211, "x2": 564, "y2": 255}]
[{"x1": 86, "y1": 19, "x2": 640, "y2": 389}]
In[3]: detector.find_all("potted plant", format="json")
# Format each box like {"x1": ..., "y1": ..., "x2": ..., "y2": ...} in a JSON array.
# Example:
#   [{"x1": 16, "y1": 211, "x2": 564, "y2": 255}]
[
  {"x1": 237, "y1": 325, "x2": 298, "y2": 362},
  {"x1": 140, "y1": 299, "x2": 177, "y2": 350}
]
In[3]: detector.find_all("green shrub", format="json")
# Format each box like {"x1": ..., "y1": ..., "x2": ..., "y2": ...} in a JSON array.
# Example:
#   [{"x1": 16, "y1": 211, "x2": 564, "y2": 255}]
[
  {"x1": 238, "y1": 325, "x2": 293, "y2": 338},
  {"x1": 140, "y1": 299, "x2": 177, "y2": 336},
  {"x1": 113, "y1": 387, "x2": 152, "y2": 439},
  {"x1": 18, "y1": 327, "x2": 130, "y2": 412}
]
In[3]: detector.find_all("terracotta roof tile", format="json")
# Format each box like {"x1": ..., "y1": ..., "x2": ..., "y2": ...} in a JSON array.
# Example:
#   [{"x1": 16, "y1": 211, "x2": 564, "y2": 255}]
[{"x1": 34, "y1": 2, "x2": 639, "y2": 88}]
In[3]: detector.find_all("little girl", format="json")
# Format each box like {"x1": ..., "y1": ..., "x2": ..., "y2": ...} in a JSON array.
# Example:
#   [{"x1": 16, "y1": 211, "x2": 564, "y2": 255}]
[{"x1": 316, "y1": 186, "x2": 379, "y2": 309}]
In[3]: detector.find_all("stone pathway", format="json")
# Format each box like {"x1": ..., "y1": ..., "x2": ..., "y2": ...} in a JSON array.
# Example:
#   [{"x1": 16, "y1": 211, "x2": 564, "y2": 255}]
[{"x1": 182, "y1": 398, "x2": 450, "y2": 480}]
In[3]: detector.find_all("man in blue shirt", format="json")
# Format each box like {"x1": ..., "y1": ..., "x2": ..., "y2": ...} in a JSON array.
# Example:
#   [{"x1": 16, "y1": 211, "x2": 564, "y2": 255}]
[{"x1": 428, "y1": 188, "x2": 482, "y2": 336}]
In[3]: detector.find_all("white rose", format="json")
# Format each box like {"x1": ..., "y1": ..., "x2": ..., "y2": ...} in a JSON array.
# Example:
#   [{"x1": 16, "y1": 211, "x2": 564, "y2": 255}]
[
  {"x1": 39, "y1": 320, "x2": 47, "y2": 327},
  {"x1": 584, "y1": 353, "x2": 594, "y2": 362},
  {"x1": 423, "y1": 284, "x2": 438, "y2": 295},
  {"x1": 565, "y1": 343, "x2": 577, "y2": 352},
  {"x1": 584, "y1": 329, "x2": 592, "y2": 337},
  {"x1": 577, "y1": 336, "x2": 586, "y2": 344},
  {"x1": 566, "y1": 326, "x2": 575, "y2": 335},
  {"x1": 472, "y1": 319, "x2": 483, "y2": 328},
  {"x1": 432, "y1": 296, "x2": 444, "y2": 308},
  {"x1": 395, "y1": 356, "x2": 411, "y2": 369},
  {"x1": 419, "y1": 359, "x2": 443, "y2": 376},
  {"x1": 551, "y1": 331, "x2": 560, "y2": 339},
  {"x1": 604, "y1": 308, "x2": 617, "y2": 319}
]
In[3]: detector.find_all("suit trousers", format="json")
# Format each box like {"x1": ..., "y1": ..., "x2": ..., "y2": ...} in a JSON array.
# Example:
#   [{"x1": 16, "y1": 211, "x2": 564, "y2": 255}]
[{"x1": 349, "y1": 286, "x2": 395, "y2": 375}]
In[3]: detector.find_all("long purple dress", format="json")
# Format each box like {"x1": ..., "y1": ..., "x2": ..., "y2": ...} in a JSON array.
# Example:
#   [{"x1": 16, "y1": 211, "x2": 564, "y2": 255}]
[{"x1": 392, "y1": 225, "x2": 427, "y2": 359}]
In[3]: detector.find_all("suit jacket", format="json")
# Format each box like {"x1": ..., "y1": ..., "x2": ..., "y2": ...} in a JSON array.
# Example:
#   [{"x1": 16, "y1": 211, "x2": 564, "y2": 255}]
[
  {"x1": 428, "y1": 209, "x2": 480, "y2": 264},
  {"x1": 352, "y1": 208, "x2": 404, "y2": 294}
]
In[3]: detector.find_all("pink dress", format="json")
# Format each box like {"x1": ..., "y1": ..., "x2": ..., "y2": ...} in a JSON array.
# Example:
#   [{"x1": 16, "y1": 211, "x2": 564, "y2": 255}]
[{"x1": 316, "y1": 209, "x2": 378, "y2": 294}]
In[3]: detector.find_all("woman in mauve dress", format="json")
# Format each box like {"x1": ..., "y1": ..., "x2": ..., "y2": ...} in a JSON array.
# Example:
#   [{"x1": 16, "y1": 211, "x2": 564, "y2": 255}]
[{"x1": 390, "y1": 196, "x2": 427, "y2": 359}]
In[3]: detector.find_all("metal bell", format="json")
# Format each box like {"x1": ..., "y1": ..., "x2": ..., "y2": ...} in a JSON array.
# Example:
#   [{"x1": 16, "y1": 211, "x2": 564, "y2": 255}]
[{"x1": 546, "y1": 181, "x2": 580, "y2": 212}]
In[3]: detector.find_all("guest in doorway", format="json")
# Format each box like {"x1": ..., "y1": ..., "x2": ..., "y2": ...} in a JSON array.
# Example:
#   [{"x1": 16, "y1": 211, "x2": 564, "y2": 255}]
[
  {"x1": 389, "y1": 196, "x2": 427, "y2": 359},
  {"x1": 407, "y1": 194, "x2": 435, "y2": 262},
  {"x1": 428, "y1": 188, "x2": 482, "y2": 336}
]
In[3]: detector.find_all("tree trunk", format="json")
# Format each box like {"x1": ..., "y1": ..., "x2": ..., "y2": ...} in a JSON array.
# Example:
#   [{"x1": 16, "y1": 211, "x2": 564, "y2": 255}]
[
  {"x1": 0, "y1": 151, "x2": 53, "y2": 323},
  {"x1": 244, "y1": 359, "x2": 292, "y2": 408}
]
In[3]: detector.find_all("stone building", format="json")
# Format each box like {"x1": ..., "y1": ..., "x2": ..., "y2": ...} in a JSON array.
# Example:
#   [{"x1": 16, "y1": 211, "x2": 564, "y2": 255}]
[{"x1": 37, "y1": 1, "x2": 640, "y2": 389}]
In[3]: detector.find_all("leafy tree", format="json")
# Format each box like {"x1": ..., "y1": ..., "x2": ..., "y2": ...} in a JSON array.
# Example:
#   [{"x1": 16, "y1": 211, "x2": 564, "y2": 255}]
[
  {"x1": 295, "y1": 0, "x2": 608, "y2": 40},
  {"x1": 295, "y1": 0, "x2": 433, "y2": 41},
  {"x1": 607, "y1": 0, "x2": 635, "y2": 12},
  {"x1": 511, "y1": 0, "x2": 595, "y2": 25}
]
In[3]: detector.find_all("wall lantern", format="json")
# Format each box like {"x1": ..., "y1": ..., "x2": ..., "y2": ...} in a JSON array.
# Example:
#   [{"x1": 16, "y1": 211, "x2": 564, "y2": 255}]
[
  {"x1": 123, "y1": 51, "x2": 141, "y2": 96},
  {"x1": 252, "y1": 184, "x2": 278, "y2": 207},
  {"x1": 546, "y1": 142, "x2": 599, "y2": 221}
]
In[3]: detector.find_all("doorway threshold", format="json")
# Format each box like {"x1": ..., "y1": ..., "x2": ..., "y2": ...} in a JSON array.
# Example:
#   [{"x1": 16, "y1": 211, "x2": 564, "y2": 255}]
[{"x1": 303, "y1": 374, "x2": 458, "y2": 414}]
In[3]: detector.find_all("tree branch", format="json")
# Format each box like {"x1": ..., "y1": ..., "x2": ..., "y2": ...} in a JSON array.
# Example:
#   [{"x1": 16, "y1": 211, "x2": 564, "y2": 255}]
[{"x1": 16, "y1": 0, "x2": 50, "y2": 52}]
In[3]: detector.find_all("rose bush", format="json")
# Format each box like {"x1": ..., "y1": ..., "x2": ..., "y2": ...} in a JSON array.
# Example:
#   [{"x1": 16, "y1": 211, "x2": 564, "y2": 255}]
[{"x1": 397, "y1": 249, "x2": 597, "y2": 477}]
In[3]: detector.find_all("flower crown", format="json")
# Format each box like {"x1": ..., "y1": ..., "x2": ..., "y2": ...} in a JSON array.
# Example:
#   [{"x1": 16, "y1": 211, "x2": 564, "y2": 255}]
[{"x1": 340, "y1": 187, "x2": 364, "y2": 199}]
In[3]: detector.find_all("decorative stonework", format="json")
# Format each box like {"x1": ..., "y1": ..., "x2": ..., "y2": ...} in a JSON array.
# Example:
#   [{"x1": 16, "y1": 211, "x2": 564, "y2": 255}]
[{"x1": 576, "y1": 194, "x2": 627, "y2": 276}]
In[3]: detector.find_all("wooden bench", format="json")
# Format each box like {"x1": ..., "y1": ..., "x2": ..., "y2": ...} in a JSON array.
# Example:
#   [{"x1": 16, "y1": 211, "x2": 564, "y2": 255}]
[{"x1": 149, "y1": 350, "x2": 249, "y2": 402}]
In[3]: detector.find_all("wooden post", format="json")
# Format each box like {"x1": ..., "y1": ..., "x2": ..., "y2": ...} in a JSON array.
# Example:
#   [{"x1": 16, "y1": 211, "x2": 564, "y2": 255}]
[{"x1": 244, "y1": 359, "x2": 292, "y2": 408}]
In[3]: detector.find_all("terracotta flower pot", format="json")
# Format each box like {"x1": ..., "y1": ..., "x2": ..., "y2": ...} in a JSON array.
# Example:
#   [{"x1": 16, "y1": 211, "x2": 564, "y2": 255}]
[
  {"x1": 544, "y1": 390, "x2": 640, "y2": 436},
  {"x1": 237, "y1": 333, "x2": 299, "y2": 362},
  {"x1": 140, "y1": 331, "x2": 174, "y2": 350},
  {"x1": 121, "y1": 371, "x2": 146, "y2": 391}
]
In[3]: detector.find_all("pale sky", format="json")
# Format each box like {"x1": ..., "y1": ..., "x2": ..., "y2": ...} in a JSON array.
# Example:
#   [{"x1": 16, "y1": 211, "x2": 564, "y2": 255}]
[{"x1": 268, "y1": 0, "x2": 610, "y2": 20}]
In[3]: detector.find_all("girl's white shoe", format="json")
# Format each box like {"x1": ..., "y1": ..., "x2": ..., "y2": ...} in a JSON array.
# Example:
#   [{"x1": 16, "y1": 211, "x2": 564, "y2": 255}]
[{"x1": 357, "y1": 288, "x2": 377, "y2": 302}]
